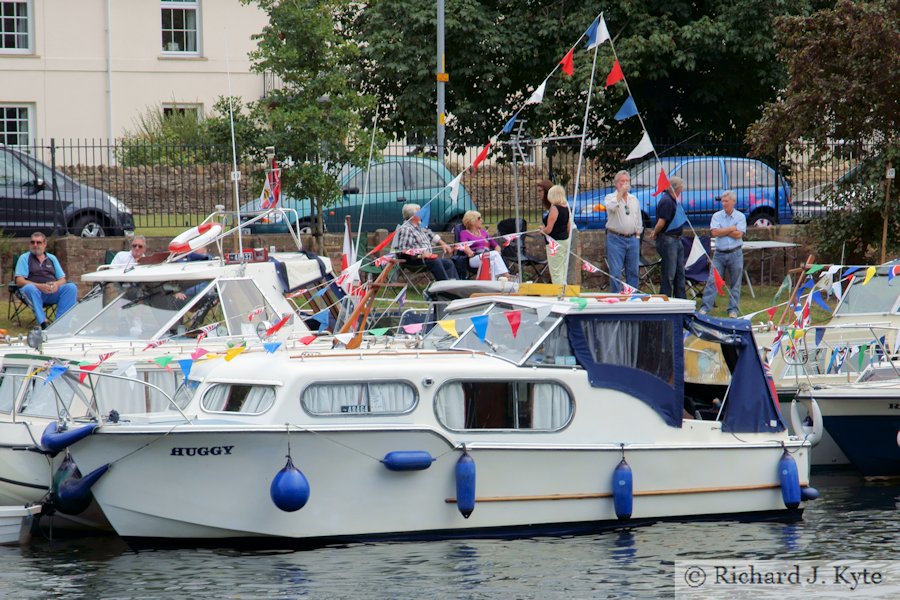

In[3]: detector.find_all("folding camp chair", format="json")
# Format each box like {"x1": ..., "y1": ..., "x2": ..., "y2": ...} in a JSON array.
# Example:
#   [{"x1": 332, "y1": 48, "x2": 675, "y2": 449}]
[
  {"x1": 7, "y1": 280, "x2": 57, "y2": 328},
  {"x1": 496, "y1": 218, "x2": 549, "y2": 283},
  {"x1": 681, "y1": 235, "x2": 712, "y2": 299},
  {"x1": 638, "y1": 231, "x2": 662, "y2": 293}
]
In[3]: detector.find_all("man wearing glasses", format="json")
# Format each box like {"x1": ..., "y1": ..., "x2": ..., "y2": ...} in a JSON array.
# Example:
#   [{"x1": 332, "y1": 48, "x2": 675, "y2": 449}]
[
  {"x1": 111, "y1": 234, "x2": 148, "y2": 268},
  {"x1": 14, "y1": 232, "x2": 78, "y2": 329}
]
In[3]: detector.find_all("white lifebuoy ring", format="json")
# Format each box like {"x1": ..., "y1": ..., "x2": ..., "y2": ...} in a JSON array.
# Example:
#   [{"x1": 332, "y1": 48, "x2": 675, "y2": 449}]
[
  {"x1": 168, "y1": 223, "x2": 223, "y2": 254},
  {"x1": 790, "y1": 397, "x2": 824, "y2": 446}
]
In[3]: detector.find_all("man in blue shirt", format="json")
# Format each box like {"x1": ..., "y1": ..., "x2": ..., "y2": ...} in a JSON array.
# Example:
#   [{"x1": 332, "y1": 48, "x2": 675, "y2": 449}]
[
  {"x1": 15, "y1": 232, "x2": 78, "y2": 329},
  {"x1": 648, "y1": 176, "x2": 686, "y2": 298},
  {"x1": 700, "y1": 191, "x2": 746, "y2": 317}
]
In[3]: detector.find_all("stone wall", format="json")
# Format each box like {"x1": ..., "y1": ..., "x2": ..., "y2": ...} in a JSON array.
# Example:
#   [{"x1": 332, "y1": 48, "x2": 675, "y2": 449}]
[{"x1": 23, "y1": 225, "x2": 812, "y2": 296}]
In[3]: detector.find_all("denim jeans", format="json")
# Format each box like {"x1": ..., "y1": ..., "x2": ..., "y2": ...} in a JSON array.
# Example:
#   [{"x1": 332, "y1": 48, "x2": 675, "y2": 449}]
[
  {"x1": 19, "y1": 283, "x2": 78, "y2": 324},
  {"x1": 700, "y1": 250, "x2": 743, "y2": 314},
  {"x1": 606, "y1": 233, "x2": 639, "y2": 292},
  {"x1": 655, "y1": 234, "x2": 685, "y2": 298}
]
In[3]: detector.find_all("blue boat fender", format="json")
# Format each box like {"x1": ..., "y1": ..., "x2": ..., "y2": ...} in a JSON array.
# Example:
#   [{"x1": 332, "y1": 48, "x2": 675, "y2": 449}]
[
  {"x1": 40, "y1": 421, "x2": 99, "y2": 456},
  {"x1": 270, "y1": 456, "x2": 310, "y2": 512},
  {"x1": 612, "y1": 458, "x2": 633, "y2": 520},
  {"x1": 800, "y1": 486, "x2": 820, "y2": 501},
  {"x1": 778, "y1": 449, "x2": 801, "y2": 509},
  {"x1": 382, "y1": 450, "x2": 434, "y2": 471},
  {"x1": 455, "y1": 453, "x2": 476, "y2": 518},
  {"x1": 55, "y1": 463, "x2": 110, "y2": 515}
]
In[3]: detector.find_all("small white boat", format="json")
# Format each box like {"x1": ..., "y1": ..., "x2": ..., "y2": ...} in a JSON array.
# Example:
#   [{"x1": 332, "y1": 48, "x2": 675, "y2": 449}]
[
  {"x1": 57, "y1": 294, "x2": 814, "y2": 543},
  {"x1": 0, "y1": 504, "x2": 41, "y2": 545}
]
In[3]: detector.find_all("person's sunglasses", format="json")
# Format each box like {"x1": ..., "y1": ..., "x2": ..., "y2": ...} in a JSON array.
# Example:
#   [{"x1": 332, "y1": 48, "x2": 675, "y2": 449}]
[
  {"x1": 30, "y1": 241, "x2": 44, "y2": 245},
  {"x1": 132, "y1": 244, "x2": 144, "y2": 248}
]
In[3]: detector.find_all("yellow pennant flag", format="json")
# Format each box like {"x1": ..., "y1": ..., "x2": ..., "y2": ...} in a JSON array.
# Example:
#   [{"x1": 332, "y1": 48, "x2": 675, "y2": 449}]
[
  {"x1": 791, "y1": 328, "x2": 805, "y2": 340},
  {"x1": 437, "y1": 319, "x2": 459, "y2": 338},
  {"x1": 862, "y1": 266, "x2": 876, "y2": 285},
  {"x1": 224, "y1": 346, "x2": 247, "y2": 361}
]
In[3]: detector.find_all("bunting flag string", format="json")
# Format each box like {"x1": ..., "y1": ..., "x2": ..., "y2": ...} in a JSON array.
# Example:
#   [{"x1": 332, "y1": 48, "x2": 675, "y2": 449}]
[
  {"x1": 584, "y1": 14, "x2": 610, "y2": 50},
  {"x1": 560, "y1": 49, "x2": 574, "y2": 76}
]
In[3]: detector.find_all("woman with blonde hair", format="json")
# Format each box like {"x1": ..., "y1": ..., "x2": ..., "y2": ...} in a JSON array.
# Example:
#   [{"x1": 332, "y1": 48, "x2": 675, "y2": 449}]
[
  {"x1": 458, "y1": 210, "x2": 510, "y2": 280},
  {"x1": 539, "y1": 185, "x2": 572, "y2": 285}
]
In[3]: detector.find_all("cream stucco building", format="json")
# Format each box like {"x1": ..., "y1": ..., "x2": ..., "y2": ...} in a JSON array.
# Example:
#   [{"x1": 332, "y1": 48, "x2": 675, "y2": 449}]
[{"x1": 0, "y1": 0, "x2": 268, "y2": 144}]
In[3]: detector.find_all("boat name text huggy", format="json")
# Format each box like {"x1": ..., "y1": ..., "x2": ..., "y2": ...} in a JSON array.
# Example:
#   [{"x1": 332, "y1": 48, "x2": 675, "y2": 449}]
[{"x1": 170, "y1": 446, "x2": 235, "y2": 457}]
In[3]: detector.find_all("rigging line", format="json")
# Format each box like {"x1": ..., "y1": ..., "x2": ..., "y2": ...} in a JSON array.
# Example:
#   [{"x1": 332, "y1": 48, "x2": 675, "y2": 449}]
[
  {"x1": 224, "y1": 30, "x2": 243, "y2": 255},
  {"x1": 108, "y1": 421, "x2": 185, "y2": 467},
  {"x1": 284, "y1": 423, "x2": 381, "y2": 463},
  {"x1": 355, "y1": 104, "x2": 381, "y2": 247}
]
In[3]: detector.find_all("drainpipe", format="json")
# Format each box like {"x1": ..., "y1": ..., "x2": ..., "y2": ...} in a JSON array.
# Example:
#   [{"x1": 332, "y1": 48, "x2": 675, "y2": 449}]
[{"x1": 105, "y1": 0, "x2": 114, "y2": 151}]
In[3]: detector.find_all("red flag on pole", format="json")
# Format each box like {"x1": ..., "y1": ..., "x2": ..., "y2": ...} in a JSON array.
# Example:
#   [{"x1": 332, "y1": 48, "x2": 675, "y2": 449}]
[
  {"x1": 371, "y1": 230, "x2": 396, "y2": 255},
  {"x1": 651, "y1": 167, "x2": 670, "y2": 197},
  {"x1": 472, "y1": 142, "x2": 492, "y2": 172},
  {"x1": 605, "y1": 60, "x2": 624, "y2": 87},
  {"x1": 712, "y1": 267, "x2": 726, "y2": 296},
  {"x1": 560, "y1": 49, "x2": 574, "y2": 76}
]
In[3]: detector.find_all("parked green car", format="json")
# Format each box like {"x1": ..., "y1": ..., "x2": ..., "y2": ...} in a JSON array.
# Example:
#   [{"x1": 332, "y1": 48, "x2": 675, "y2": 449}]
[{"x1": 242, "y1": 157, "x2": 475, "y2": 234}]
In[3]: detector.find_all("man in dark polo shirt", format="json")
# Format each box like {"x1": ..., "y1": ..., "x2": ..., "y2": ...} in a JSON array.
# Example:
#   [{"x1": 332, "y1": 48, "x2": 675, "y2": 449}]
[
  {"x1": 14, "y1": 232, "x2": 78, "y2": 329},
  {"x1": 648, "y1": 176, "x2": 686, "y2": 298}
]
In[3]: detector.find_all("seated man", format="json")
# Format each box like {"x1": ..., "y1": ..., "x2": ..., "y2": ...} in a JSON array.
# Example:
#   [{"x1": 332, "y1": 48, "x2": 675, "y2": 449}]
[
  {"x1": 394, "y1": 203, "x2": 458, "y2": 281},
  {"x1": 15, "y1": 232, "x2": 78, "y2": 329},
  {"x1": 110, "y1": 234, "x2": 147, "y2": 268}
]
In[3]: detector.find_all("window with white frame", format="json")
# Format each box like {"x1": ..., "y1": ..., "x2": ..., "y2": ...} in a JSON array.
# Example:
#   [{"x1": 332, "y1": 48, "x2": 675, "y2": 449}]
[
  {"x1": 0, "y1": 104, "x2": 32, "y2": 147},
  {"x1": 0, "y1": 1, "x2": 32, "y2": 53},
  {"x1": 162, "y1": 103, "x2": 202, "y2": 121},
  {"x1": 161, "y1": 0, "x2": 199, "y2": 54}
]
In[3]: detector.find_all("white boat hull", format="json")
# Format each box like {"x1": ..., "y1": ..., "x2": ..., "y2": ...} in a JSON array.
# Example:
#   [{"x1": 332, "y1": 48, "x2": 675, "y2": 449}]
[
  {"x1": 0, "y1": 504, "x2": 41, "y2": 545},
  {"x1": 778, "y1": 399, "x2": 850, "y2": 467},
  {"x1": 70, "y1": 427, "x2": 810, "y2": 540}
]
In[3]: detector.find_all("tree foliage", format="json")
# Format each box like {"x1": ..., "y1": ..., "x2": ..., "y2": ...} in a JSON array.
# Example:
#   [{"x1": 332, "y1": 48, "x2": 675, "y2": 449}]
[
  {"x1": 346, "y1": 0, "x2": 815, "y2": 149},
  {"x1": 749, "y1": 0, "x2": 899, "y2": 262}
]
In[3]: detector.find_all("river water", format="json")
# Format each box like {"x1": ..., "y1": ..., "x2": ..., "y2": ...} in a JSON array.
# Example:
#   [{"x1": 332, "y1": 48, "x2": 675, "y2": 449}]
[{"x1": 0, "y1": 473, "x2": 896, "y2": 599}]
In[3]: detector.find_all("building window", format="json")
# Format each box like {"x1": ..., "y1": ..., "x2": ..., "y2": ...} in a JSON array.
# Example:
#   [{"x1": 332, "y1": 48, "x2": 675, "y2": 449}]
[
  {"x1": 0, "y1": 105, "x2": 32, "y2": 146},
  {"x1": 162, "y1": 103, "x2": 202, "y2": 121},
  {"x1": 0, "y1": 1, "x2": 31, "y2": 53},
  {"x1": 161, "y1": 0, "x2": 199, "y2": 54}
]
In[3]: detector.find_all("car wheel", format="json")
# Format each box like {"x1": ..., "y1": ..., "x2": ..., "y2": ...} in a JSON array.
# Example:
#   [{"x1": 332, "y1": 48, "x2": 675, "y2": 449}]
[
  {"x1": 296, "y1": 219, "x2": 314, "y2": 235},
  {"x1": 72, "y1": 215, "x2": 107, "y2": 237},
  {"x1": 748, "y1": 211, "x2": 777, "y2": 228}
]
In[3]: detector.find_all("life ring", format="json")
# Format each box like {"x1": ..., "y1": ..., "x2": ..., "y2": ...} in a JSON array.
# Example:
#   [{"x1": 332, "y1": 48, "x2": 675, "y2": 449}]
[
  {"x1": 168, "y1": 223, "x2": 222, "y2": 254},
  {"x1": 790, "y1": 397, "x2": 824, "y2": 446}
]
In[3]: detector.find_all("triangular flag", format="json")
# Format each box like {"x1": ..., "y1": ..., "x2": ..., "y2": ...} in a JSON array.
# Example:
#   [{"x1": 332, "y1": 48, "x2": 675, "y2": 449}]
[
  {"x1": 832, "y1": 280, "x2": 843, "y2": 302},
  {"x1": 178, "y1": 359, "x2": 193, "y2": 379},
  {"x1": 614, "y1": 96, "x2": 639, "y2": 121},
  {"x1": 857, "y1": 344, "x2": 868, "y2": 371},
  {"x1": 299, "y1": 335, "x2": 316, "y2": 345},
  {"x1": 712, "y1": 267, "x2": 726, "y2": 296},
  {"x1": 471, "y1": 315, "x2": 489, "y2": 342},
  {"x1": 334, "y1": 333, "x2": 355, "y2": 346},
  {"x1": 224, "y1": 346, "x2": 246, "y2": 361},
  {"x1": 811, "y1": 290, "x2": 831, "y2": 313},
  {"x1": 370, "y1": 328, "x2": 389, "y2": 338},
  {"x1": 893, "y1": 332, "x2": 900, "y2": 355},
  {"x1": 371, "y1": 230, "x2": 396, "y2": 255},
  {"x1": 773, "y1": 275, "x2": 792, "y2": 303},
  {"x1": 685, "y1": 236, "x2": 705, "y2": 269},
  {"x1": 437, "y1": 320, "x2": 459, "y2": 338},
  {"x1": 472, "y1": 142, "x2": 492, "y2": 172},
  {"x1": 415, "y1": 203, "x2": 431, "y2": 229},
  {"x1": 621, "y1": 283, "x2": 637, "y2": 295},
  {"x1": 266, "y1": 314, "x2": 291, "y2": 336},
  {"x1": 585, "y1": 14, "x2": 610, "y2": 50},
  {"x1": 501, "y1": 114, "x2": 518, "y2": 135},
  {"x1": 78, "y1": 363, "x2": 100, "y2": 384},
  {"x1": 605, "y1": 60, "x2": 624, "y2": 87},
  {"x1": 341, "y1": 219, "x2": 357, "y2": 272},
  {"x1": 582, "y1": 261, "x2": 600, "y2": 273},
  {"x1": 814, "y1": 327, "x2": 825, "y2": 347},
  {"x1": 625, "y1": 131, "x2": 654, "y2": 161},
  {"x1": 545, "y1": 236, "x2": 560, "y2": 256},
  {"x1": 402, "y1": 323, "x2": 424, "y2": 335},
  {"x1": 651, "y1": 167, "x2": 670, "y2": 197},
  {"x1": 153, "y1": 355, "x2": 175, "y2": 370},
  {"x1": 191, "y1": 347, "x2": 209, "y2": 360},
  {"x1": 862, "y1": 266, "x2": 876, "y2": 285},
  {"x1": 535, "y1": 305, "x2": 552, "y2": 323},
  {"x1": 43, "y1": 364, "x2": 68, "y2": 387},
  {"x1": 569, "y1": 297, "x2": 588, "y2": 310},
  {"x1": 843, "y1": 266, "x2": 861, "y2": 278},
  {"x1": 559, "y1": 49, "x2": 574, "y2": 76},
  {"x1": 396, "y1": 287, "x2": 407, "y2": 307},
  {"x1": 806, "y1": 264, "x2": 824, "y2": 275},
  {"x1": 525, "y1": 80, "x2": 547, "y2": 105},
  {"x1": 98, "y1": 352, "x2": 116, "y2": 363},
  {"x1": 766, "y1": 306, "x2": 778, "y2": 320},
  {"x1": 505, "y1": 311, "x2": 522, "y2": 338},
  {"x1": 263, "y1": 341, "x2": 282, "y2": 353},
  {"x1": 888, "y1": 265, "x2": 900, "y2": 283},
  {"x1": 667, "y1": 202, "x2": 688, "y2": 231}
]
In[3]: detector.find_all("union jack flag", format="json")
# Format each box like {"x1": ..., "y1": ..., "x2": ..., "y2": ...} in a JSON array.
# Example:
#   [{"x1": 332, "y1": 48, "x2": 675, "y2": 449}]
[
  {"x1": 502, "y1": 234, "x2": 517, "y2": 247},
  {"x1": 98, "y1": 352, "x2": 116, "y2": 363},
  {"x1": 374, "y1": 254, "x2": 393, "y2": 267},
  {"x1": 582, "y1": 261, "x2": 600, "y2": 273},
  {"x1": 248, "y1": 307, "x2": 265, "y2": 322},
  {"x1": 197, "y1": 323, "x2": 218, "y2": 341},
  {"x1": 622, "y1": 283, "x2": 637, "y2": 295},
  {"x1": 545, "y1": 236, "x2": 560, "y2": 256},
  {"x1": 260, "y1": 160, "x2": 281, "y2": 210},
  {"x1": 143, "y1": 339, "x2": 168, "y2": 351}
]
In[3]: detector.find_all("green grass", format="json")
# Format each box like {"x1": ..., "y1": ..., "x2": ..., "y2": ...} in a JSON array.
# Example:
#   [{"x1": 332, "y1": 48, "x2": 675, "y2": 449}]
[{"x1": 132, "y1": 213, "x2": 207, "y2": 237}]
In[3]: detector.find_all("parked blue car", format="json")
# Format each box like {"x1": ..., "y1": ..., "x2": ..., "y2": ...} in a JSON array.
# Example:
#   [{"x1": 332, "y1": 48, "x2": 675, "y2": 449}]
[
  {"x1": 243, "y1": 156, "x2": 476, "y2": 234},
  {"x1": 572, "y1": 156, "x2": 792, "y2": 230}
]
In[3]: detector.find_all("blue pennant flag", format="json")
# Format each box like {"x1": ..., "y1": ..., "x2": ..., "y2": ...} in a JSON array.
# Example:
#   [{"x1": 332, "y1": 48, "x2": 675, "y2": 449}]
[
  {"x1": 263, "y1": 341, "x2": 283, "y2": 354},
  {"x1": 416, "y1": 204, "x2": 431, "y2": 229},
  {"x1": 471, "y1": 315, "x2": 489, "y2": 342},
  {"x1": 811, "y1": 290, "x2": 831, "y2": 313},
  {"x1": 317, "y1": 320, "x2": 329, "y2": 333},
  {"x1": 502, "y1": 114, "x2": 518, "y2": 135},
  {"x1": 814, "y1": 327, "x2": 825, "y2": 347},
  {"x1": 614, "y1": 96, "x2": 639, "y2": 121},
  {"x1": 313, "y1": 310, "x2": 329, "y2": 325},
  {"x1": 798, "y1": 277, "x2": 814, "y2": 295},
  {"x1": 843, "y1": 266, "x2": 861, "y2": 278},
  {"x1": 177, "y1": 359, "x2": 193, "y2": 380},
  {"x1": 311, "y1": 286, "x2": 328, "y2": 299},
  {"x1": 666, "y1": 202, "x2": 688, "y2": 231},
  {"x1": 396, "y1": 287, "x2": 407, "y2": 307},
  {"x1": 43, "y1": 364, "x2": 68, "y2": 386},
  {"x1": 584, "y1": 17, "x2": 599, "y2": 49}
]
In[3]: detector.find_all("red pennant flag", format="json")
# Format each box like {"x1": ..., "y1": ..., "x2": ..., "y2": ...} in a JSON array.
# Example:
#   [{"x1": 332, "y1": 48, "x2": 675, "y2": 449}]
[
  {"x1": 472, "y1": 142, "x2": 492, "y2": 172},
  {"x1": 265, "y1": 315, "x2": 291, "y2": 337},
  {"x1": 605, "y1": 60, "x2": 624, "y2": 87},
  {"x1": 651, "y1": 167, "x2": 670, "y2": 197},
  {"x1": 559, "y1": 49, "x2": 574, "y2": 76},
  {"x1": 712, "y1": 267, "x2": 726, "y2": 296},
  {"x1": 371, "y1": 230, "x2": 396, "y2": 255},
  {"x1": 505, "y1": 310, "x2": 522, "y2": 338},
  {"x1": 766, "y1": 306, "x2": 777, "y2": 320},
  {"x1": 299, "y1": 335, "x2": 316, "y2": 345},
  {"x1": 79, "y1": 363, "x2": 100, "y2": 384}
]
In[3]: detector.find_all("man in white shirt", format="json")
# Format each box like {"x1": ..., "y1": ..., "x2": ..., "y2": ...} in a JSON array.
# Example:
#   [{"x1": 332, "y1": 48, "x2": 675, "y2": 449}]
[
  {"x1": 700, "y1": 191, "x2": 747, "y2": 317},
  {"x1": 111, "y1": 235, "x2": 147, "y2": 268},
  {"x1": 603, "y1": 170, "x2": 643, "y2": 292}
]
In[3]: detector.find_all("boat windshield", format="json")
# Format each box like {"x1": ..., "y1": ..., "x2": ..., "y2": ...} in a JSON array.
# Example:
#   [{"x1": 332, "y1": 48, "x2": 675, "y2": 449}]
[
  {"x1": 421, "y1": 305, "x2": 493, "y2": 349},
  {"x1": 835, "y1": 276, "x2": 900, "y2": 315}
]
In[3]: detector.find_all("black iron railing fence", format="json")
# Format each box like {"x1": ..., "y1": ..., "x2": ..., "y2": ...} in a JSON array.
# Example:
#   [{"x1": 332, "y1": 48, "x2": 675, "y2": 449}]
[{"x1": 0, "y1": 138, "x2": 880, "y2": 235}]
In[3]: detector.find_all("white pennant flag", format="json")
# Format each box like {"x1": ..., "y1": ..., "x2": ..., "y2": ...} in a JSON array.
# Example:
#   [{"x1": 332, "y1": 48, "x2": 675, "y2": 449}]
[
  {"x1": 832, "y1": 280, "x2": 842, "y2": 302},
  {"x1": 448, "y1": 172, "x2": 463, "y2": 202},
  {"x1": 626, "y1": 131, "x2": 655, "y2": 161},
  {"x1": 826, "y1": 265, "x2": 841, "y2": 275},
  {"x1": 587, "y1": 15, "x2": 611, "y2": 50},
  {"x1": 535, "y1": 305, "x2": 553, "y2": 324},
  {"x1": 685, "y1": 236, "x2": 705, "y2": 269},
  {"x1": 526, "y1": 80, "x2": 547, "y2": 105},
  {"x1": 112, "y1": 361, "x2": 138, "y2": 390},
  {"x1": 334, "y1": 333, "x2": 355, "y2": 346},
  {"x1": 893, "y1": 333, "x2": 900, "y2": 356}
]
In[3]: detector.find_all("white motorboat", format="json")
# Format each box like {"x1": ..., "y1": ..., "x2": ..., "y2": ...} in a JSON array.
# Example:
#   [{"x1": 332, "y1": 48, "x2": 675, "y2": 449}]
[{"x1": 57, "y1": 294, "x2": 815, "y2": 543}]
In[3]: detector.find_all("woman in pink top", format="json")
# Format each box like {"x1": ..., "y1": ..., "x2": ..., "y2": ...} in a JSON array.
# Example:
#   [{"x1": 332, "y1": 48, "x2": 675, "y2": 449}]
[{"x1": 459, "y1": 210, "x2": 510, "y2": 280}]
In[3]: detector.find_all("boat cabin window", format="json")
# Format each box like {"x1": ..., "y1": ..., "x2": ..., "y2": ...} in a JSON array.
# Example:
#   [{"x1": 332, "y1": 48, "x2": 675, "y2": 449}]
[
  {"x1": 577, "y1": 319, "x2": 674, "y2": 384},
  {"x1": 93, "y1": 369, "x2": 183, "y2": 415},
  {"x1": 202, "y1": 384, "x2": 276, "y2": 414},
  {"x1": 218, "y1": 279, "x2": 280, "y2": 337},
  {"x1": 435, "y1": 381, "x2": 572, "y2": 431},
  {"x1": 0, "y1": 366, "x2": 26, "y2": 413},
  {"x1": 857, "y1": 364, "x2": 900, "y2": 382},
  {"x1": 835, "y1": 276, "x2": 900, "y2": 315},
  {"x1": 422, "y1": 305, "x2": 492, "y2": 349},
  {"x1": 524, "y1": 320, "x2": 578, "y2": 367},
  {"x1": 19, "y1": 371, "x2": 82, "y2": 419},
  {"x1": 301, "y1": 382, "x2": 417, "y2": 415}
]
